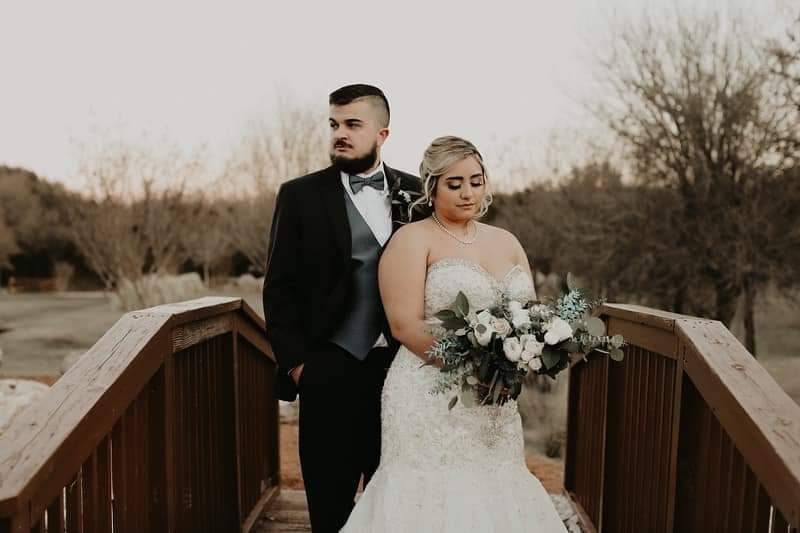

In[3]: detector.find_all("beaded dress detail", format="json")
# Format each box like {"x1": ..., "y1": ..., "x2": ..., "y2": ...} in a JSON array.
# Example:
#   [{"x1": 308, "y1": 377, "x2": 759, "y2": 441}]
[{"x1": 341, "y1": 258, "x2": 568, "y2": 532}]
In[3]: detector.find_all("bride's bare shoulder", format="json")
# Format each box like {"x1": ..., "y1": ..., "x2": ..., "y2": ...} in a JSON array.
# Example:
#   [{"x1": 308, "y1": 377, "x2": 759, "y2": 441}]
[
  {"x1": 392, "y1": 218, "x2": 435, "y2": 241},
  {"x1": 476, "y1": 222, "x2": 518, "y2": 244}
]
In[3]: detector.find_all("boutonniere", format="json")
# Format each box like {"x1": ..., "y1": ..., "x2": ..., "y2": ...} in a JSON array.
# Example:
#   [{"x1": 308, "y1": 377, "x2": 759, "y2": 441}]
[{"x1": 389, "y1": 179, "x2": 423, "y2": 224}]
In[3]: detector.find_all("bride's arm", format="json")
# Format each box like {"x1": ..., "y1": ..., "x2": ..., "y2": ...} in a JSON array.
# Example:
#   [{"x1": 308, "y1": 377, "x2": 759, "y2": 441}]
[
  {"x1": 513, "y1": 236, "x2": 537, "y2": 301},
  {"x1": 378, "y1": 224, "x2": 438, "y2": 364}
]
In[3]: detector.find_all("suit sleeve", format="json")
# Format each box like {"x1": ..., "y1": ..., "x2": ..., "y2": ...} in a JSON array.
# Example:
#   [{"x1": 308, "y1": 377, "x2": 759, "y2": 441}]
[{"x1": 262, "y1": 183, "x2": 306, "y2": 370}]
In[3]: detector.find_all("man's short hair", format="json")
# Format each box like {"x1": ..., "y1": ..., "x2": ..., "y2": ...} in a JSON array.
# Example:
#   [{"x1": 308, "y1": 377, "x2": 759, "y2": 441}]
[{"x1": 329, "y1": 84, "x2": 390, "y2": 127}]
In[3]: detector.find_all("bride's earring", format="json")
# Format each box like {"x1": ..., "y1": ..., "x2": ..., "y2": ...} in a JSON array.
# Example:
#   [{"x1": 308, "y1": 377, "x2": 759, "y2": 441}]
[{"x1": 427, "y1": 198, "x2": 432, "y2": 207}]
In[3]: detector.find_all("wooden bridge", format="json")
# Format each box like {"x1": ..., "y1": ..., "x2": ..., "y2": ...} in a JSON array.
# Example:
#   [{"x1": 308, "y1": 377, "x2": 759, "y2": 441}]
[{"x1": 0, "y1": 297, "x2": 798, "y2": 532}]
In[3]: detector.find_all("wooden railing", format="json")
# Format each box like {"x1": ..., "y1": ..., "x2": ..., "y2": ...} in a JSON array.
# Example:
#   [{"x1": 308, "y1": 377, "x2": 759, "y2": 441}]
[
  {"x1": 565, "y1": 304, "x2": 800, "y2": 533},
  {"x1": 0, "y1": 297, "x2": 280, "y2": 533}
]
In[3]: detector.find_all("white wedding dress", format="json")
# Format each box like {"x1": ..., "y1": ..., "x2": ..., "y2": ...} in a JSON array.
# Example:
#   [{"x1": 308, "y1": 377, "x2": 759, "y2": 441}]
[{"x1": 341, "y1": 257, "x2": 568, "y2": 532}]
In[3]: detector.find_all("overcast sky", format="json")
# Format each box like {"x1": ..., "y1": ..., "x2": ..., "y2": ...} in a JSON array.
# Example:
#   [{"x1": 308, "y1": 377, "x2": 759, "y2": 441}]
[{"x1": 0, "y1": 0, "x2": 787, "y2": 189}]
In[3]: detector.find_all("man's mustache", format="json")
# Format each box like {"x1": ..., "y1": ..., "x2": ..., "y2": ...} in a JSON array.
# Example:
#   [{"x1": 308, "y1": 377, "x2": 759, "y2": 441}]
[{"x1": 334, "y1": 140, "x2": 352, "y2": 149}]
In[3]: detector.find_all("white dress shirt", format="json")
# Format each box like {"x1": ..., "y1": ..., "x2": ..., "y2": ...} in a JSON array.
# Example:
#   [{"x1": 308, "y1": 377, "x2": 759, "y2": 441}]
[{"x1": 340, "y1": 161, "x2": 392, "y2": 348}]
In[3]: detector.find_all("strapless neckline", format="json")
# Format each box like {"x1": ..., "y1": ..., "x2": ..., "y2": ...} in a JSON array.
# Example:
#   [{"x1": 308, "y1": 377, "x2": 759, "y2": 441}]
[{"x1": 426, "y1": 257, "x2": 523, "y2": 286}]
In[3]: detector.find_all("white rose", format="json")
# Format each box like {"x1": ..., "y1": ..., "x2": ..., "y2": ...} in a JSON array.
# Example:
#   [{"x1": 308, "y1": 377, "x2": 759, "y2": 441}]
[
  {"x1": 476, "y1": 310, "x2": 493, "y2": 326},
  {"x1": 491, "y1": 317, "x2": 513, "y2": 338},
  {"x1": 529, "y1": 357, "x2": 543, "y2": 371},
  {"x1": 544, "y1": 317, "x2": 573, "y2": 345},
  {"x1": 523, "y1": 338, "x2": 545, "y2": 356},
  {"x1": 503, "y1": 337, "x2": 523, "y2": 362},
  {"x1": 511, "y1": 309, "x2": 532, "y2": 329},
  {"x1": 474, "y1": 323, "x2": 493, "y2": 346}
]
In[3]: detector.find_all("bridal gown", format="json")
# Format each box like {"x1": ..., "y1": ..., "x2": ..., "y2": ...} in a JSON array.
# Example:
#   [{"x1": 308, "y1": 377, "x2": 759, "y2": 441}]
[{"x1": 341, "y1": 257, "x2": 568, "y2": 532}]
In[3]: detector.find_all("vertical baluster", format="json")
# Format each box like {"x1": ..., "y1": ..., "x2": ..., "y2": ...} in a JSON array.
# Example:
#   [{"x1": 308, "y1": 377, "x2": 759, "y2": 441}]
[{"x1": 46, "y1": 490, "x2": 65, "y2": 533}]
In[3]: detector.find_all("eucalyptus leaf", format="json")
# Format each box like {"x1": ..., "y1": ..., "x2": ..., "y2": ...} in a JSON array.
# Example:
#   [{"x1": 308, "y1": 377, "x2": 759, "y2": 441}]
[
  {"x1": 585, "y1": 317, "x2": 606, "y2": 337},
  {"x1": 567, "y1": 272, "x2": 579, "y2": 291},
  {"x1": 611, "y1": 334, "x2": 625, "y2": 348},
  {"x1": 448, "y1": 396, "x2": 458, "y2": 410},
  {"x1": 455, "y1": 292, "x2": 470, "y2": 318},
  {"x1": 610, "y1": 347, "x2": 625, "y2": 362},
  {"x1": 466, "y1": 375, "x2": 479, "y2": 385}
]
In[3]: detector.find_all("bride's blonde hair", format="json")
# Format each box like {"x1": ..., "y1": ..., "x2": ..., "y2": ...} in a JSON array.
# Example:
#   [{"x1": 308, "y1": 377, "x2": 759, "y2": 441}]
[{"x1": 410, "y1": 136, "x2": 493, "y2": 219}]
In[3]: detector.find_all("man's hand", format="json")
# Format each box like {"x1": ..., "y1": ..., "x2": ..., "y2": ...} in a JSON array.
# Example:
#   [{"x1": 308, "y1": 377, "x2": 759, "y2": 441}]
[{"x1": 290, "y1": 364, "x2": 304, "y2": 386}]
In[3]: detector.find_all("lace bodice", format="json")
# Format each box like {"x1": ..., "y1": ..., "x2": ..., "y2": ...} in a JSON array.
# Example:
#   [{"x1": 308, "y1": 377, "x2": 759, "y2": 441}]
[
  {"x1": 424, "y1": 257, "x2": 537, "y2": 319},
  {"x1": 341, "y1": 257, "x2": 568, "y2": 532}
]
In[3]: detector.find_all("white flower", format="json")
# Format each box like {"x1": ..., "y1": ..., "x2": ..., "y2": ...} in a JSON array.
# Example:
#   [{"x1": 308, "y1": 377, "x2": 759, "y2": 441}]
[
  {"x1": 476, "y1": 310, "x2": 493, "y2": 326},
  {"x1": 491, "y1": 317, "x2": 512, "y2": 338},
  {"x1": 523, "y1": 338, "x2": 545, "y2": 357},
  {"x1": 474, "y1": 323, "x2": 493, "y2": 346},
  {"x1": 518, "y1": 335, "x2": 542, "y2": 361},
  {"x1": 529, "y1": 357, "x2": 543, "y2": 371},
  {"x1": 544, "y1": 317, "x2": 573, "y2": 345},
  {"x1": 503, "y1": 337, "x2": 523, "y2": 362},
  {"x1": 510, "y1": 308, "x2": 532, "y2": 329}
]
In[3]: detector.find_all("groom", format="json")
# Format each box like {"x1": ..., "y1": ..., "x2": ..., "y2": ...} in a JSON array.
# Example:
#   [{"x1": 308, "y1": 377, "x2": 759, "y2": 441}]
[{"x1": 262, "y1": 84, "x2": 421, "y2": 532}]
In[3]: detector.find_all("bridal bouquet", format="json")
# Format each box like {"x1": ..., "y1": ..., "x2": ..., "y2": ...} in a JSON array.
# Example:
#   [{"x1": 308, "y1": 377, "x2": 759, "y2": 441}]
[{"x1": 427, "y1": 274, "x2": 625, "y2": 409}]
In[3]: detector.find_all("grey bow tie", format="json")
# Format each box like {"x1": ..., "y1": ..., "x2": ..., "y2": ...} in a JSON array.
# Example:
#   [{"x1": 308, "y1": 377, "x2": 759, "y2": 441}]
[{"x1": 349, "y1": 171, "x2": 385, "y2": 194}]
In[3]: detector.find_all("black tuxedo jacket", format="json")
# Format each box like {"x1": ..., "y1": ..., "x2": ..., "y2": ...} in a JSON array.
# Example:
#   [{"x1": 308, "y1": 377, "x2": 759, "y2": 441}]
[{"x1": 262, "y1": 164, "x2": 423, "y2": 400}]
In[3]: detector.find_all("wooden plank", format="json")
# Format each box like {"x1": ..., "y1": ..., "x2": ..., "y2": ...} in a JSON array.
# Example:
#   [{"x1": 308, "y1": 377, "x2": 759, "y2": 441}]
[
  {"x1": 0, "y1": 313, "x2": 171, "y2": 516},
  {"x1": 111, "y1": 416, "x2": 127, "y2": 533},
  {"x1": 563, "y1": 492, "x2": 598, "y2": 533},
  {"x1": 678, "y1": 319, "x2": 800, "y2": 528},
  {"x1": 171, "y1": 314, "x2": 234, "y2": 353},
  {"x1": 600, "y1": 303, "x2": 684, "y2": 332},
  {"x1": 665, "y1": 347, "x2": 683, "y2": 532},
  {"x1": 240, "y1": 299, "x2": 266, "y2": 332},
  {"x1": 236, "y1": 315, "x2": 275, "y2": 362},
  {"x1": 80, "y1": 452, "x2": 97, "y2": 533},
  {"x1": 65, "y1": 471, "x2": 82, "y2": 533},
  {"x1": 607, "y1": 317, "x2": 677, "y2": 359},
  {"x1": 46, "y1": 491, "x2": 65, "y2": 533},
  {"x1": 162, "y1": 356, "x2": 177, "y2": 533},
  {"x1": 233, "y1": 325, "x2": 244, "y2": 525},
  {"x1": 147, "y1": 297, "x2": 242, "y2": 328},
  {"x1": 243, "y1": 486, "x2": 281, "y2": 533},
  {"x1": 774, "y1": 510, "x2": 790, "y2": 532}
]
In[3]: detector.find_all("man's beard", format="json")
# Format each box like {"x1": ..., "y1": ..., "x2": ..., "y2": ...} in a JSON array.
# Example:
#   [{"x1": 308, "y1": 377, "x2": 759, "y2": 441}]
[{"x1": 330, "y1": 142, "x2": 379, "y2": 175}]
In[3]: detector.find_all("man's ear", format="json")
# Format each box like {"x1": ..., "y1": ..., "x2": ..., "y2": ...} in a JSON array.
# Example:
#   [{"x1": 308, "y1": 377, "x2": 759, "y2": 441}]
[{"x1": 377, "y1": 127, "x2": 390, "y2": 147}]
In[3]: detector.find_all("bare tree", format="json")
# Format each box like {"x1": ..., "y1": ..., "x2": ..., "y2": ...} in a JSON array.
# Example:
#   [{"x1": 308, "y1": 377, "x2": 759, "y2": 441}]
[
  {"x1": 0, "y1": 207, "x2": 19, "y2": 269},
  {"x1": 593, "y1": 10, "x2": 800, "y2": 354},
  {"x1": 218, "y1": 103, "x2": 328, "y2": 273},
  {"x1": 67, "y1": 141, "x2": 202, "y2": 309},
  {"x1": 768, "y1": 12, "x2": 800, "y2": 112},
  {"x1": 180, "y1": 192, "x2": 235, "y2": 286}
]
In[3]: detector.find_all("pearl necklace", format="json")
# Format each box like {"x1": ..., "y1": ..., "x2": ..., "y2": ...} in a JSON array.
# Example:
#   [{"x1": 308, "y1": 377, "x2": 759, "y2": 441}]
[{"x1": 431, "y1": 212, "x2": 478, "y2": 245}]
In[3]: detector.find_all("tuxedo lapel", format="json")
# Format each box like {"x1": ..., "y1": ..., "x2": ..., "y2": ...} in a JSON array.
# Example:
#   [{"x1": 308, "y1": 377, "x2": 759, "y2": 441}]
[{"x1": 320, "y1": 166, "x2": 351, "y2": 263}]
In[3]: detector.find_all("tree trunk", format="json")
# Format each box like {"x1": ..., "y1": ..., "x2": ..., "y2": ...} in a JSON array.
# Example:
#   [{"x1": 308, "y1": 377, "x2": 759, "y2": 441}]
[
  {"x1": 714, "y1": 280, "x2": 739, "y2": 327},
  {"x1": 743, "y1": 274, "x2": 757, "y2": 357}
]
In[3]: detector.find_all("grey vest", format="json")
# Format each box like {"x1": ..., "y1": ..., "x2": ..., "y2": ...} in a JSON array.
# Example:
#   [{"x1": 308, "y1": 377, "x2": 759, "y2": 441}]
[{"x1": 329, "y1": 192, "x2": 386, "y2": 360}]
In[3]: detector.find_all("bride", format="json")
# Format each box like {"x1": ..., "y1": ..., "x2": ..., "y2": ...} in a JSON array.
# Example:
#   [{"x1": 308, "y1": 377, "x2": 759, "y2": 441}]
[{"x1": 340, "y1": 136, "x2": 568, "y2": 532}]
